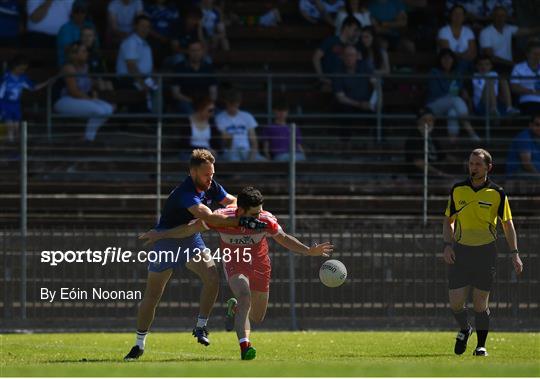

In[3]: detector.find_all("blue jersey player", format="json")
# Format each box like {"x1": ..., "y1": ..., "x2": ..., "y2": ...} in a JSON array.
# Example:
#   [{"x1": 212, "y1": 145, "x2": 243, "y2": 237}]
[
  {"x1": 0, "y1": 55, "x2": 48, "y2": 142},
  {"x1": 124, "y1": 149, "x2": 266, "y2": 360}
]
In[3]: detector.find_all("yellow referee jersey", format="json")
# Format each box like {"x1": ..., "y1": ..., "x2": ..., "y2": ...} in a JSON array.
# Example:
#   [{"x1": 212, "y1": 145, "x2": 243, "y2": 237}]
[{"x1": 445, "y1": 178, "x2": 512, "y2": 246}]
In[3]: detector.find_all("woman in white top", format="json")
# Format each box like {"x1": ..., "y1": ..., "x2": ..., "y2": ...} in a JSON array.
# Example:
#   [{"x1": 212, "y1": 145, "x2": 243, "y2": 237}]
[
  {"x1": 184, "y1": 95, "x2": 218, "y2": 157},
  {"x1": 335, "y1": 0, "x2": 372, "y2": 35},
  {"x1": 437, "y1": 4, "x2": 477, "y2": 72}
]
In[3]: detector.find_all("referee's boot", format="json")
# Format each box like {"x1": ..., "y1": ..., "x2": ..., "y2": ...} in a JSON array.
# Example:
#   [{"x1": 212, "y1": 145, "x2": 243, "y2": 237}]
[
  {"x1": 124, "y1": 345, "x2": 144, "y2": 360},
  {"x1": 454, "y1": 325, "x2": 473, "y2": 355},
  {"x1": 225, "y1": 297, "x2": 237, "y2": 332},
  {"x1": 473, "y1": 347, "x2": 489, "y2": 356},
  {"x1": 192, "y1": 326, "x2": 210, "y2": 346}
]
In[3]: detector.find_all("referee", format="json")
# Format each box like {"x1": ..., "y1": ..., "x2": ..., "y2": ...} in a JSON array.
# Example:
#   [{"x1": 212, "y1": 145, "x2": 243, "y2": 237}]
[{"x1": 443, "y1": 148, "x2": 523, "y2": 356}]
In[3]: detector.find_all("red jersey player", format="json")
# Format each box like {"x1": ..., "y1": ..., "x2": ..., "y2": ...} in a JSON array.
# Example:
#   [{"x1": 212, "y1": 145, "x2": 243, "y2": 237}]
[{"x1": 139, "y1": 187, "x2": 333, "y2": 360}]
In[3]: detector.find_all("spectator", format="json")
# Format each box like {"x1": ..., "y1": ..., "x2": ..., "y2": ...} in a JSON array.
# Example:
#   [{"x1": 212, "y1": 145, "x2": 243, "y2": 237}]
[
  {"x1": 169, "y1": 6, "x2": 205, "y2": 66},
  {"x1": 116, "y1": 15, "x2": 157, "y2": 111},
  {"x1": 479, "y1": 6, "x2": 540, "y2": 73},
  {"x1": 510, "y1": 41, "x2": 540, "y2": 116},
  {"x1": 0, "y1": 0, "x2": 22, "y2": 47},
  {"x1": 26, "y1": 0, "x2": 75, "y2": 48},
  {"x1": 107, "y1": 0, "x2": 143, "y2": 46},
  {"x1": 215, "y1": 88, "x2": 266, "y2": 162},
  {"x1": 313, "y1": 16, "x2": 360, "y2": 86},
  {"x1": 262, "y1": 99, "x2": 306, "y2": 161},
  {"x1": 170, "y1": 40, "x2": 218, "y2": 114},
  {"x1": 446, "y1": 0, "x2": 514, "y2": 23},
  {"x1": 144, "y1": 0, "x2": 180, "y2": 47},
  {"x1": 299, "y1": 0, "x2": 345, "y2": 26},
  {"x1": 0, "y1": 55, "x2": 48, "y2": 143},
  {"x1": 57, "y1": 0, "x2": 95, "y2": 66},
  {"x1": 426, "y1": 49, "x2": 481, "y2": 142},
  {"x1": 54, "y1": 42, "x2": 115, "y2": 142},
  {"x1": 335, "y1": 0, "x2": 372, "y2": 34},
  {"x1": 333, "y1": 45, "x2": 378, "y2": 115},
  {"x1": 506, "y1": 113, "x2": 540, "y2": 179},
  {"x1": 358, "y1": 26, "x2": 390, "y2": 74},
  {"x1": 369, "y1": 0, "x2": 414, "y2": 52},
  {"x1": 200, "y1": 0, "x2": 230, "y2": 51},
  {"x1": 437, "y1": 4, "x2": 477, "y2": 73},
  {"x1": 472, "y1": 54, "x2": 518, "y2": 116},
  {"x1": 404, "y1": 107, "x2": 453, "y2": 179},
  {"x1": 180, "y1": 95, "x2": 220, "y2": 157},
  {"x1": 80, "y1": 26, "x2": 114, "y2": 92}
]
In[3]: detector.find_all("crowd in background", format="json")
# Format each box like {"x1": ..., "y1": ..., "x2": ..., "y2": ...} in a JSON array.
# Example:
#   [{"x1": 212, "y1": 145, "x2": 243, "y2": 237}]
[{"x1": 0, "y1": 0, "x2": 538, "y2": 177}]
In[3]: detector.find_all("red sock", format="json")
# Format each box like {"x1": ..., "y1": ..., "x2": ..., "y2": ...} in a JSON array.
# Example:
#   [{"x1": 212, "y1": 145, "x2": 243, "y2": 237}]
[{"x1": 239, "y1": 340, "x2": 251, "y2": 351}]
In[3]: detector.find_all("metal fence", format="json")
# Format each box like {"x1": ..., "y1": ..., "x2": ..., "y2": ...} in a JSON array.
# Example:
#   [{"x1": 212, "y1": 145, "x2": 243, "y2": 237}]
[
  {"x1": 1, "y1": 223, "x2": 538, "y2": 329},
  {"x1": 2, "y1": 72, "x2": 540, "y2": 330}
]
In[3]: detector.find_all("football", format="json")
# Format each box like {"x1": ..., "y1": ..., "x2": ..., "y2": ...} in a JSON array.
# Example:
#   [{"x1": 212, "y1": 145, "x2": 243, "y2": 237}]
[{"x1": 319, "y1": 259, "x2": 347, "y2": 287}]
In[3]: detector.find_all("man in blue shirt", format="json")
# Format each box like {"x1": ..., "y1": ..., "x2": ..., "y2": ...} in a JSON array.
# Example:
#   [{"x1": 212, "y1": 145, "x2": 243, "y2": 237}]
[
  {"x1": 506, "y1": 114, "x2": 540, "y2": 179},
  {"x1": 124, "y1": 149, "x2": 266, "y2": 360},
  {"x1": 56, "y1": 1, "x2": 96, "y2": 66}
]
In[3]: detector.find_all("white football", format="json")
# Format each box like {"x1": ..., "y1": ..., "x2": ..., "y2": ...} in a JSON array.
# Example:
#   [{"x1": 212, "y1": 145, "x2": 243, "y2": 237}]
[{"x1": 319, "y1": 259, "x2": 347, "y2": 287}]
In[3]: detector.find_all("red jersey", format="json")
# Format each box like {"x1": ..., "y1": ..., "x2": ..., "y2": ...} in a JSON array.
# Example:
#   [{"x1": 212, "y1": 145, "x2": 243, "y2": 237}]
[{"x1": 201, "y1": 207, "x2": 281, "y2": 261}]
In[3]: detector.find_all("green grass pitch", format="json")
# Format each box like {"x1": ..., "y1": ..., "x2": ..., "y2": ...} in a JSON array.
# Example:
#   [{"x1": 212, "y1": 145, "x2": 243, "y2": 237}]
[{"x1": 1, "y1": 331, "x2": 539, "y2": 377}]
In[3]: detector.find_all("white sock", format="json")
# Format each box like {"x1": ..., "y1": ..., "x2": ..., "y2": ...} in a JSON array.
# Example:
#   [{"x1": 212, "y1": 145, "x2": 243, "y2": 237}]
[
  {"x1": 136, "y1": 330, "x2": 147, "y2": 350},
  {"x1": 196, "y1": 316, "x2": 208, "y2": 328},
  {"x1": 239, "y1": 337, "x2": 249, "y2": 343}
]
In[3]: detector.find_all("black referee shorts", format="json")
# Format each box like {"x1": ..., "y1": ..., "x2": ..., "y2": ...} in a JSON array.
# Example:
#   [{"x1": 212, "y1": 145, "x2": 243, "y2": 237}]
[{"x1": 448, "y1": 242, "x2": 497, "y2": 292}]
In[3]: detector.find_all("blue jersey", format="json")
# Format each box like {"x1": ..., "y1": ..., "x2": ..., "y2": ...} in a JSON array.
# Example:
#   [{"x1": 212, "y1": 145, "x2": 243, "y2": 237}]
[
  {"x1": 0, "y1": 71, "x2": 34, "y2": 103},
  {"x1": 156, "y1": 176, "x2": 228, "y2": 230}
]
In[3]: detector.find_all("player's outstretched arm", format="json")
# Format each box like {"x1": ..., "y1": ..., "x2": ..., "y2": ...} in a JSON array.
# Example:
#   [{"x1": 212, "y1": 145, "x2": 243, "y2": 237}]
[
  {"x1": 138, "y1": 220, "x2": 207, "y2": 246},
  {"x1": 188, "y1": 203, "x2": 266, "y2": 230},
  {"x1": 272, "y1": 230, "x2": 333, "y2": 257}
]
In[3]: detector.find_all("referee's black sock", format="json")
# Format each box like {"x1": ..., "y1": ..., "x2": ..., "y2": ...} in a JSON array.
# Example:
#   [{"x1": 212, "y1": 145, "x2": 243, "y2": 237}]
[
  {"x1": 475, "y1": 309, "x2": 490, "y2": 347},
  {"x1": 452, "y1": 308, "x2": 470, "y2": 331}
]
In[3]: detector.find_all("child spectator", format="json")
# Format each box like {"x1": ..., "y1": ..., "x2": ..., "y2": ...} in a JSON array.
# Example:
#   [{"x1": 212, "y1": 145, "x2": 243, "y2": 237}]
[
  {"x1": 510, "y1": 40, "x2": 540, "y2": 116},
  {"x1": 0, "y1": 55, "x2": 48, "y2": 142},
  {"x1": 0, "y1": 0, "x2": 22, "y2": 47},
  {"x1": 262, "y1": 99, "x2": 306, "y2": 161},
  {"x1": 215, "y1": 88, "x2": 266, "y2": 162},
  {"x1": 144, "y1": 0, "x2": 180, "y2": 47},
  {"x1": 437, "y1": 4, "x2": 477, "y2": 73},
  {"x1": 107, "y1": 0, "x2": 143, "y2": 46},
  {"x1": 426, "y1": 49, "x2": 481, "y2": 142},
  {"x1": 200, "y1": 0, "x2": 230, "y2": 51},
  {"x1": 335, "y1": 0, "x2": 372, "y2": 34},
  {"x1": 54, "y1": 43, "x2": 115, "y2": 142},
  {"x1": 358, "y1": 26, "x2": 390, "y2": 74},
  {"x1": 404, "y1": 107, "x2": 453, "y2": 179},
  {"x1": 57, "y1": 1, "x2": 95, "y2": 66},
  {"x1": 472, "y1": 54, "x2": 518, "y2": 116},
  {"x1": 299, "y1": 0, "x2": 345, "y2": 26}
]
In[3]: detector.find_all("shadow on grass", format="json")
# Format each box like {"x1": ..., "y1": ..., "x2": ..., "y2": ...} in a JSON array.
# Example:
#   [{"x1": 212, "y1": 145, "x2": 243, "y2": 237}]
[
  {"x1": 47, "y1": 356, "x2": 230, "y2": 363},
  {"x1": 376, "y1": 353, "x2": 455, "y2": 358}
]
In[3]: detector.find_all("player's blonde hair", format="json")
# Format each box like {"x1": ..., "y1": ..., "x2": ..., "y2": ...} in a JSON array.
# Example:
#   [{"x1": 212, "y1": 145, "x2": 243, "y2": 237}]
[{"x1": 190, "y1": 149, "x2": 215, "y2": 168}]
